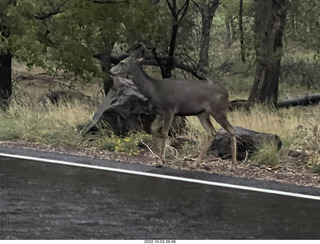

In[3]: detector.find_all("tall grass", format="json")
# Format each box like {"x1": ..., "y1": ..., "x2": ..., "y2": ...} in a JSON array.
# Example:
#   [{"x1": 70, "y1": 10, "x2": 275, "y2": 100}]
[
  {"x1": 1, "y1": 95, "x2": 319, "y2": 169},
  {"x1": 0, "y1": 97, "x2": 94, "y2": 146},
  {"x1": 229, "y1": 105, "x2": 320, "y2": 151},
  {"x1": 187, "y1": 104, "x2": 320, "y2": 165}
]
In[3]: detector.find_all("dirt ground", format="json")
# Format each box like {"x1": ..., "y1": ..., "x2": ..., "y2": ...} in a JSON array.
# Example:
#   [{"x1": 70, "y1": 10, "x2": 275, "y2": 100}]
[{"x1": 1, "y1": 139, "x2": 319, "y2": 189}]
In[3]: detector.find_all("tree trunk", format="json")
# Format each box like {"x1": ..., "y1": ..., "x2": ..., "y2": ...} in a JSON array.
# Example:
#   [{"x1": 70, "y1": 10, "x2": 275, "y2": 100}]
[
  {"x1": 96, "y1": 43, "x2": 115, "y2": 95},
  {"x1": 197, "y1": 0, "x2": 220, "y2": 74},
  {"x1": 225, "y1": 14, "x2": 232, "y2": 49},
  {"x1": 163, "y1": 23, "x2": 178, "y2": 78},
  {"x1": 159, "y1": 0, "x2": 189, "y2": 78},
  {"x1": 248, "y1": 0, "x2": 287, "y2": 106},
  {"x1": 239, "y1": 0, "x2": 245, "y2": 62},
  {"x1": 0, "y1": 51, "x2": 12, "y2": 110},
  {"x1": 230, "y1": 18, "x2": 236, "y2": 42}
]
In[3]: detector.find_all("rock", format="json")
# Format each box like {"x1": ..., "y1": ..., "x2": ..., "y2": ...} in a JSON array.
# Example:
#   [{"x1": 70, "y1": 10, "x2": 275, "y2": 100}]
[
  {"x1": 287, "y1": 149, "x2": 303, "y2": 157},
  {"x1": 81, "y1": 77, "x2": 185, "y2": 136},
  {"x1": 209, "y1": 126, "x2": 282, "y2": 160},
  {"x1": 286, "y1": 149, "x2": 311, "y2": 162}
]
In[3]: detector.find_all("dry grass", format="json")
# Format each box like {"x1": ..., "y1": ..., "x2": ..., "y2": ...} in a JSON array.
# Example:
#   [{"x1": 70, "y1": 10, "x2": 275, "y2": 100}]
[
  {"x1": 0, "y1": 97, "x2": 94, "y2": 146},
  {"x1": 188, "y1": 104, "x2": 320, "y2": 150},
  {"x1": 231, "y1": 105, "x2": 320, "y2": 150},
  {"x1": 1, "y1": 91, "x2": 319, "y2": 171},
  {"x1": 185, "y1": 104, "x2": 320, "y2": 168}
]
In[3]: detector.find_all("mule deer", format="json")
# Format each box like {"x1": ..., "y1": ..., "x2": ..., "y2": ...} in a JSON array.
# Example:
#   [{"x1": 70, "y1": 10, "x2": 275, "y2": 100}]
[{"x1": 109, "y1": 46, "x2": 237, "y2": 170}]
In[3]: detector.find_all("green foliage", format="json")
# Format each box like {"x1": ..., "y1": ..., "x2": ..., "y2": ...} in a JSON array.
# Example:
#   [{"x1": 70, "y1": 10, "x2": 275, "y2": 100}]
[
  {"x1": 285, "y1": 0, "x2": 320, "y2": 52},
  {"x1": 309, "y1": 155, "x2": 320, "y2": 174},
  {"x1": 4, "y1": 0, "x2": 319, "y2": 92},
  {"x1": 280, "y1": 56, "x2": 320, "y2": 92},
  {"x1": 7, "y1": 0, "x2": 118, "y2": 80},
  {"x1": 1, "y1": 0, "x2": 320, "y2": 109},
  {"x1": 97, "y1": 132, "x2": 152, "y2": 156},
  {"x1": 0, "y1": 0, "x2": 11, "y2": 52},
  {"x1": 3, "y1": 0, "x2": 170, "y2": 82}
]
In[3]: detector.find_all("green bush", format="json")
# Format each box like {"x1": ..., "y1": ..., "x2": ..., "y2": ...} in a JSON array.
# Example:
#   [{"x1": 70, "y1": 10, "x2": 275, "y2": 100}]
[
  {"x1": 97, "y1": 131, "x2": 152, "y2": 156},
  {"x1": 280, "y1": 56, "x2": 320, "y2": 97},
  {"x1": 309, "y1": 155, "x2": 320, "y2": 174}
]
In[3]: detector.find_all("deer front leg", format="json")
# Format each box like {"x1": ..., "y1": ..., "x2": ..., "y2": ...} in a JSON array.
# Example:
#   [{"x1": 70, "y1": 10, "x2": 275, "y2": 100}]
[
  {"x1": 158, "y1": 113, "x2": 174, "y2": 167},
  {"x1": 229, "y1": 131, "x2": 237, "y2": 171}
]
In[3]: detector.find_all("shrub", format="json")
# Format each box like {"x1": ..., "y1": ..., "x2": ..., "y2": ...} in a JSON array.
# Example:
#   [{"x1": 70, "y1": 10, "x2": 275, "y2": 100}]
[
  {"x1": 308, "y1": 155, "x2": 320, "y2": 174},
  {"x1": 250, "y1": 142, "x2": 281, "y2": 168},
  {"x1": 97, "y1": 131, "x2": 152, "y2": 156}
]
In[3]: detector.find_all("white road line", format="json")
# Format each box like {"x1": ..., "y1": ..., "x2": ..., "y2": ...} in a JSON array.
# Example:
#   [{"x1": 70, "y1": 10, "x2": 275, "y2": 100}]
[{"x1": 1, "y1": 152, "x2": 320, "y2": 201}]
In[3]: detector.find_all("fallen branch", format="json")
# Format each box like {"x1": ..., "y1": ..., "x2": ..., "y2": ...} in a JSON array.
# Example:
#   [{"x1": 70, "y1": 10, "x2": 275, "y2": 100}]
[
  {"x1": 229, "y1": 93, "x2": 320, "y2": 111},
  {"x1": 140, "y1": 139, "x2": 160, "y2": 159},
  {"x1": 276, "y1": 93, "x2": 320, "y2": 108}
]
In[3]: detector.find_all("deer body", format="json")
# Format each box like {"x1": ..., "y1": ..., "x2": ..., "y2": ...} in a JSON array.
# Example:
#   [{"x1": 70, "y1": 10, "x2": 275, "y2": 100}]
[
  {"x1": 115, "y1": 64, "x2": 229, "y2": 116},
  {"x1": 110, "y1": 47, "x2": 237, "y2": 170}
]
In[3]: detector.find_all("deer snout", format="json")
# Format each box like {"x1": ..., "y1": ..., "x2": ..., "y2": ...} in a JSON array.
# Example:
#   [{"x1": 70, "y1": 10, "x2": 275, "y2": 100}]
[
  {"x1": 109, "y1": 64, "x2": 126, "y2": 77},
  {"x1": 109, "y1": 66, "x2": 117, "y2": 76}
]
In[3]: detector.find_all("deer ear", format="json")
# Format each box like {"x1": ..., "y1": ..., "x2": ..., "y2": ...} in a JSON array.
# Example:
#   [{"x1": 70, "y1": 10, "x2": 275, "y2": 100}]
[
  {"x1": 134, "y1": 48, "x2": 145, "y2": 62},
  {"x1": 136, "y1": 57, "x2": 144, "y2": 62},
  {"x1": 130, "y1": 44, "x2": 145, "y2": 61}
]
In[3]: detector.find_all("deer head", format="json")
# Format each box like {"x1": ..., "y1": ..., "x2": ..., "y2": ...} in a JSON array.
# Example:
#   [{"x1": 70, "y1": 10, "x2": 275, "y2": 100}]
[{"x1": 109, "y1": 45, "x2": 145, "y2": 79}]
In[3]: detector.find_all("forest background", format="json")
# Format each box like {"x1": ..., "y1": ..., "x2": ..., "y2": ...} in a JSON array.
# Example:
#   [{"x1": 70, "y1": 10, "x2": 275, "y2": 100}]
[{"x1": 0, "y1": 0, "x2": 320, "y2": 181}]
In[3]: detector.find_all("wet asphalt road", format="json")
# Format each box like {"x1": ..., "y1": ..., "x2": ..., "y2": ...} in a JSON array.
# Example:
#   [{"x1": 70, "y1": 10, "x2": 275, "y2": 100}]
[{"x1": 0, "y1": 154, "x2": 320, "y2": 239}]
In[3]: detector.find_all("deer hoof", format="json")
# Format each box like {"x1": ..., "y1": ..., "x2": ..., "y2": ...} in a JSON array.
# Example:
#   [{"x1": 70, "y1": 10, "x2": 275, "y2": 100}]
[
  {"x1": 190, "y1": 162, "x2": 199, "y2": 170},
  {"x1": 230, "y1": 164, "x2": 237, "y2": 172},
  {"x1": 155, "y1": 158, "x2": 165, "y2": 168}
]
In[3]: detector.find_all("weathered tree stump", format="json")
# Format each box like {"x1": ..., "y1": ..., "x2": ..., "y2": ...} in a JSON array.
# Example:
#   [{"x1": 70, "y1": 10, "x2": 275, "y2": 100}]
[{"x1": 81, "y1": 78, "x2": 186, "y2": 136}]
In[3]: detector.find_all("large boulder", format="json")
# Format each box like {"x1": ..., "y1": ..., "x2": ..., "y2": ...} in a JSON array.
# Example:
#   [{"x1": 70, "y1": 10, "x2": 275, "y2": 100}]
[
  {"x1": 209, "y1": 126, "x2": 282, "y2": 160},
  {"x1": 81, "y1": 77, "x2": 185, "y2": 136}
]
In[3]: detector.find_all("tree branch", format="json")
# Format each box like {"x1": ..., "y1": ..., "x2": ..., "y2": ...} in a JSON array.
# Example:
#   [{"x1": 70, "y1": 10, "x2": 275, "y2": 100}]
[
  {"x1": 174, "y1": 60, "x2": 206, "y2": 80},
  {"x1": 177, "y1": 0, "x2": 190, "y2": 21},
  {"x1": 107, "y1": 47, "x2": 206, "y2": 80},
  {"x1": 33, "y1": 7, "x2": 61, "y2": 20},
  {"x1": 165, "y1": 0, "x2": 174, "y2": 14},
  {"x1": 239, "y1": 0, "x2": 245, "y2": 62},
  {"x1": 191, "y1": 0, "x2": 201, "y2": 11},
  {"x1": 93, "y1": 0, "x2": 128, "y2": 3}
]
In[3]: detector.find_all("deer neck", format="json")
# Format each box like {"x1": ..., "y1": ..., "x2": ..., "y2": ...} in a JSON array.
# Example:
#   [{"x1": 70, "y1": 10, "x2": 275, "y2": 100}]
[{"x1": 129, "y1": 65, "x2": 157, "y2": 99}]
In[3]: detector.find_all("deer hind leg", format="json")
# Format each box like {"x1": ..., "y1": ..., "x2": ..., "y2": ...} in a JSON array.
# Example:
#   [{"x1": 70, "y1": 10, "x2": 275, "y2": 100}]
[
  {"x1": 194, "y1": 113, "x2": 217, "y2": 168},
  {"x1": 157, "y1": 113, "x2": 174, "y2": 167},
  {"x1": 151, "y1": 114, "x2": 162, "y2": 137},
  {"x1": 213, "y1": 113, "x2": 237, "y2": 171}
]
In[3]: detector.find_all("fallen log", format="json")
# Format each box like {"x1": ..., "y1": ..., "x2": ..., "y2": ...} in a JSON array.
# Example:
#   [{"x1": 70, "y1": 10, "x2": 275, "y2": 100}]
[
  {"x1": 229, "y1": 99, "x2": 249, "y2": 111},
  {"x1": 229, "y1": 93, "x2": 320, "y2": 111},
  {"x1": 276, "y1": 93, "x2": 320, "y2": 108}
]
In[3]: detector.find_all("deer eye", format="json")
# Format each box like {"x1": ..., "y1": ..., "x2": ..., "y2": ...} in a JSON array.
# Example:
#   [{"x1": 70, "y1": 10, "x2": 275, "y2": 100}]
[{"x1": 120, "y1": 62, "x2": 124, "y2": 66}]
